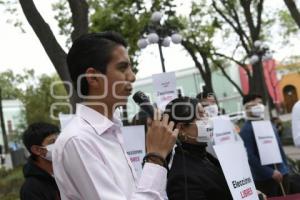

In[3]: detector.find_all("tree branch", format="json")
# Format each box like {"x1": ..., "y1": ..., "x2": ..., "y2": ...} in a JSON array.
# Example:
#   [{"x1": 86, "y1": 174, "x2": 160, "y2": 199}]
[
  {"x1": 19, "y1": 0, "x2": 69, "y2": 81},
  {"x1": 213, "y1": 52, "x2": 251, "y2": 75},
  {"x1": 212, "y1": 0, "x2": 251, "y2": 53},
  {"x1": 19, "y1": 0, "x2": 81, "y2": 107},
  {"x1": 283, "y1": 0, "x2": 300, "y2": 30},
  {"x1": 229, "y1": 3, "x2": 252, "y2": 46},
  {"x1": 212, "y1": 60, "x2": 244, "y2": 96},
  {"x1": 182, "y1": 41, "x2": 206, "y2": 80},
  {"x1": 67, "y1": 0, "x2": 89, "y2": 41},
  {"x1": 255, "y1": 0, "x2": 264, "y2": 39},
  {"x1": 240, "y1": 0, "x2": 257, "y2": 40}
]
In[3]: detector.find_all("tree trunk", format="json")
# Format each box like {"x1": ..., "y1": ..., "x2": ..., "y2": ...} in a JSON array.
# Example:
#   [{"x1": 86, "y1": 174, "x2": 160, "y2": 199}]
[
  {"x1": 0, "y1": 89, "x2": 9, "y2": 153},
  {"x1": 249, "y1": 61, "x2": 270, "y2": 104},
  {"x1": 283, "y1": 0, "x2": 300, "y2": 30},
  {"x1": 19, "y1": 0, "x2": 88, "y2": 111}
]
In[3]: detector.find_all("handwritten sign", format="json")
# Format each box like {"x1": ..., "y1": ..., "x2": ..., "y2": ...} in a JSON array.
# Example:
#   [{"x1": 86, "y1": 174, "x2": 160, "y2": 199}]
[
  {"x1": 252, "y1": 120, "x2": 283, "y2": 165},
  {"x1": 152, "y1": 72, "x2": 177, "y2": 111},
  {"x1": 213, "y1": 115, "x2": 236, "y2": 145}
]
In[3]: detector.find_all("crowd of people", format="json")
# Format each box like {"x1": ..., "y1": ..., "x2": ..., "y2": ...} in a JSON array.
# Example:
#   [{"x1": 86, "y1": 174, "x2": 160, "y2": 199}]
[{"x1": 19, "y1": 31, "x2": 300, "y2": 200}]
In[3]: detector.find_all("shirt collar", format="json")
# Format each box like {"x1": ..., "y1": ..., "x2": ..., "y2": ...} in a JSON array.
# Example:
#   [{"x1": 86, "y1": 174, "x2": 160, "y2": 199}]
[{"x1": 76, "y1": 103, "x2": 120, "y2": 136}]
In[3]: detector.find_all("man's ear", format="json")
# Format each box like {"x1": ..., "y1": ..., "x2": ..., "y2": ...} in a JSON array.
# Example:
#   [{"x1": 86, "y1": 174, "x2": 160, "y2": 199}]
[
  {"x1": 85, "y1": 67, "x2": 102, "y2": 87},
  {"x1": 30, "y1": 145, "x2": 45, "y2": 157}
]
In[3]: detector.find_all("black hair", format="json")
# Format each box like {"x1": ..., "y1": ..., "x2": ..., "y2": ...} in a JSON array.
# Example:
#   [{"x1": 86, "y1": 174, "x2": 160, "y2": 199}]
[
  {"x1": 67, "y1": 31, "x2": 128, "y2": 96},
  {"x1": 164, "y1": 96, "x2": 199, "y2": 126},
  {"x1": 196, "y1": 85, "x2": 215, "y2": 101},
  {"x1": 22, "y1": 122, "x2": 59, "y2": 158},
  {"x1": 242, "y1": 94, "x2": 262, "y2": 105}
]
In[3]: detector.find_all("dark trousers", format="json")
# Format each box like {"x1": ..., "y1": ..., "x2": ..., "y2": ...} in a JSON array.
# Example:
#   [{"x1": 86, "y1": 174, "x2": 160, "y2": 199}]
[{"x1": 255, "y1": 175, "x2": 289, "y2": 197}]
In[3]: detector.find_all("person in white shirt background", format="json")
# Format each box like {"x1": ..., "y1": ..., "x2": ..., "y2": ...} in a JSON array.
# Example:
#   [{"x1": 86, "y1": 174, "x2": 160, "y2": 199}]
[
  {"x1": 53, "y1": 31, "x2": 179, "y2": 200},
  {"x1": 291, "y1": 101, "x2": 300, "y2": 148}
]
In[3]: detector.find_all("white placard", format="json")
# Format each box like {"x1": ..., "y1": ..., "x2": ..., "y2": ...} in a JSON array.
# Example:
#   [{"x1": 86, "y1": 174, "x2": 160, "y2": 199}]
[
  {"x1": 213, "y1": 115, "x2": 236, "y2": 145},
  {"x1": 121, "y1": 125, "x2": 146, "y2": 179},
  {"x1": 152, "y1": 72, "x2": 177, "y2": 111},
  {"x1": 59, "y1": 113, "x2": 75, "y2": 129},
  {"x1": 252, "y1": 120, "x2": 283, "y2": 165},
  {"x1": 214, "y1": 142, "x2": 259, "y2": 200}
]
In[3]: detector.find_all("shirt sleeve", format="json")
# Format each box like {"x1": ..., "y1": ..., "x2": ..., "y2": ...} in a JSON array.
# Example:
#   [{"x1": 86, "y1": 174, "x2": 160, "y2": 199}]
[
  {"x1": 62, "y1": 137, "x2": 167, "y2": 200},
  {"x1": 292, "y1": 102, "x2": 300, "y2": 148}
]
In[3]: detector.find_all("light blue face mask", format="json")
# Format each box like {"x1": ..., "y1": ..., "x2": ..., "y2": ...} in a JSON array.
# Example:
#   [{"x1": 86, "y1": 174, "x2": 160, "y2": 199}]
[
  {"x1": 250, "y1": 104, "x2": 265, "y2": 119},
  {"x1": 42, "y1": 143, "x2": 55, "y2": 161},
  {"x1": 204, "y1": 104, "x2": 219, "y2": 117}
]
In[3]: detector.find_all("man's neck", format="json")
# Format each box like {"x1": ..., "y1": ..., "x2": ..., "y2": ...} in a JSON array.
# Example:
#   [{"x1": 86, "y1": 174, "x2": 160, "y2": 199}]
[
  {"x1": 35, "y1": 159, "x2": 53, "y2": 175},
  {"x1": 246, "y1": 116, "x2": 264, "y2": 121}
]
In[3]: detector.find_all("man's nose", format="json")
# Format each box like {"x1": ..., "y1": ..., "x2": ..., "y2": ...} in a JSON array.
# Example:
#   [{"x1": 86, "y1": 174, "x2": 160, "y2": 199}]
[{"x1": 127, "y1": 68, "x2": 136, "y2": 83}]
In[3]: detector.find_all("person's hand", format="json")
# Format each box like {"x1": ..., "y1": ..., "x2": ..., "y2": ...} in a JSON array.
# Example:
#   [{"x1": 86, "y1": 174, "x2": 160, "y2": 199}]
[
  {"x1": 272, "y1": 170, "x2": 283, "y2": 183},
  {"x1": 146, "y1": 109, "x2": 178, "y2": 160}
]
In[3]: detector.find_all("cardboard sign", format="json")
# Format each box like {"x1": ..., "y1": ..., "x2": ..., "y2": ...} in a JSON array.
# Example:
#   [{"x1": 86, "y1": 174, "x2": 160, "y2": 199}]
[
  {"x1": 252, "y1": 121, "x2": 283, "y2": 165},
  {"x1": 213, "y1": 115, "x2": 236, "y2": 145},
  {"x1": 214, "y1": 142, "x2": 259, "y2": 200},
  {"x1": 152, "y1": 72, "x2": 177, "y2": 111},
  {"x1": 121, "y1": 125, "x2": 146, "y2": 179}
]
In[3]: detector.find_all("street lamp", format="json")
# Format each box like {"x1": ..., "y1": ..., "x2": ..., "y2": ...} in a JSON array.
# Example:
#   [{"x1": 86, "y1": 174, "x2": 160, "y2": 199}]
[
  {"x1": 137, "y1": 11, "x2": 182, "y2": 73},
  {"x1": 249, "y1": 40, "x2": 273, "y2": 65},
  {"x1": 249, "y1": 40, "x2": 274, "y2": 116}
]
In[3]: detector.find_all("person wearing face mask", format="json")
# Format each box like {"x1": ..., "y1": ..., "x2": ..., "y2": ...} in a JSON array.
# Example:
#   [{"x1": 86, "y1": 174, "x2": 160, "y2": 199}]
[
  {"x1": 20, "y1": 122, "x2": 60, "y2": 200},
  {"x1": 165, "y1": 97, "x2": 233, "y2": 200},
  {"x1": 240, "y1": 94, "x2": 289, "y2": 197},
  {"x1": 196, "y1": 87, "x2": 219, "y2": 118}
]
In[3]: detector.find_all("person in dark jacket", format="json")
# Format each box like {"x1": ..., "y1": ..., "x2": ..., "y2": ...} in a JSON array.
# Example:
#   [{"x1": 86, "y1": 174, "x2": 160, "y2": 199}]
[
  {"x1": 20, "y1": 122, "x2": 60, "y2": 200},
  {"x1": 165, "y1": 97, "x2": 233, "y2": 200},
  {"x1": 240, "y1": 94, "x2": 289, "y2": 197}
]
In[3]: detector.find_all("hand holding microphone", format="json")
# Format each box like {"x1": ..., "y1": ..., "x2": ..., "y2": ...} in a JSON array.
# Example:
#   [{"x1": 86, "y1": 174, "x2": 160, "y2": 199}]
[{"x1": 133, "y1": 91, "x2": 178, "y2": 166}]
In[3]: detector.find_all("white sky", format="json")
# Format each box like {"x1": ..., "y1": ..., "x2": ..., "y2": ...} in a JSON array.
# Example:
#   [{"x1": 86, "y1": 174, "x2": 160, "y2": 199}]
[{"x1": 0, "y1": 0, "x2": 299, "y2": 79}]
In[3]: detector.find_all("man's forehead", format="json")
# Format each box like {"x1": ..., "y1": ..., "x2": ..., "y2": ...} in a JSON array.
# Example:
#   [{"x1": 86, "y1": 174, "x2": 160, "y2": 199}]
[
  {"x1": 43, "y1": 134, "x2": 58, "y2": 142},
  {"x1": 110, "y1": 45, "x2": 130, "y2": 62},
  {"x1": 245, "y1": 98, "x2": 262, "y2": 107}
]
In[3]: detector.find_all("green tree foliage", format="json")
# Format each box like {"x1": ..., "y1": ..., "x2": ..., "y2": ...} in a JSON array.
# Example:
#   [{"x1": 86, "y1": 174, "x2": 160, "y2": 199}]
[
  {"x1": 0, "y1": 70, "x2": 69, "y2": 127},
  {"x1": 278, "y1": 10, "x2": 299, "y2": 38}
]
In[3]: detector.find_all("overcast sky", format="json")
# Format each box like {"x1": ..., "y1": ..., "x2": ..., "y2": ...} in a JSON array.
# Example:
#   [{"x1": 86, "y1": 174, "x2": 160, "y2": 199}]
[{"x1": 0, "y1": 0, "x2": 299, "y2": 79}]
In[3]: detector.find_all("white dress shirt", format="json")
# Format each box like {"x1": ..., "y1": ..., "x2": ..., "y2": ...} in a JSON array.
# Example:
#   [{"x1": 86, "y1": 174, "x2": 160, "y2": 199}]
[
  {"x1": 292, "y1": 101, "x2": 300, "y2": 147},
  {"x1": 53, "y1": 104, "x2": 167, "y2": 200}
]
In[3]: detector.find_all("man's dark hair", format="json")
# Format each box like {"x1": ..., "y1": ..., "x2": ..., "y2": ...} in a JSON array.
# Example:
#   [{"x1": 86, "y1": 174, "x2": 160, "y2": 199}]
[
  {"x1": 67, "y1": 31, "x2": 128, "y2": 96},
  {"x1": 196, "y1": 85, "x2": 215, "y2": 101},
  {"x1": 22, "y1": 122, "x2": 59, "y2": 158},
  {"x1": 164, "y1": 97, "x2": 199, "y2": 126},
  {"x1": 242, "y1": 94, "x2": 262, "y2": 105}
]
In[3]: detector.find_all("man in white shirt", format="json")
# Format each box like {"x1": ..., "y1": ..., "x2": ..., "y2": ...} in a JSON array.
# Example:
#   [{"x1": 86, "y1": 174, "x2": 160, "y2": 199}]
[
  {"x1": 53, "y1": 32, "x2": 178, "y2": 199},
  {"x1": 292, "y1": 101, "x2": 300, "y2": 147}
]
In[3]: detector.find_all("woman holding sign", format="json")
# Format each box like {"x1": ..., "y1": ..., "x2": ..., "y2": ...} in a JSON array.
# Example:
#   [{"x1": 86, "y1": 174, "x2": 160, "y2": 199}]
[{"x1": 165, "y1": 97, "x2": 233, "y2": 200}]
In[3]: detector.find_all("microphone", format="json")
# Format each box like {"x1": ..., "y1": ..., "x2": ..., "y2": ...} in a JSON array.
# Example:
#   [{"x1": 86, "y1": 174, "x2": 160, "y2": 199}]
[{"x1": 133, "y1": 91, "x2": 154, "y2": 119}]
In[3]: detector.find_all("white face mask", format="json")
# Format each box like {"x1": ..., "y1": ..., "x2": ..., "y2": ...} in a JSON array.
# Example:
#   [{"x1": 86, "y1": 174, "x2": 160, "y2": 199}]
[
  {"x1": 42, "y1": 143, "x2": 55, "y2": 161},
  {"x1": 195, "y1": 119, "x2": 214, "y2": 143},
  {"x1": 204, "y1": 104, "x2": 218, "y2": 117},
  {"x1": 250, "y1": 104, "x2": 265, "y2": 119}
]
